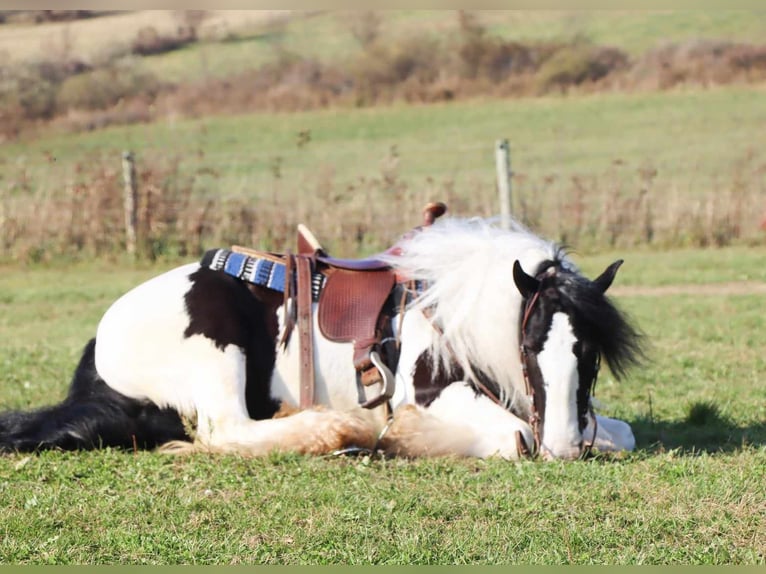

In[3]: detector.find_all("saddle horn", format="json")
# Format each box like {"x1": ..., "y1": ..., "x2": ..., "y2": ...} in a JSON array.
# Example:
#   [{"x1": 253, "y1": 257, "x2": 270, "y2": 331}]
[{"x1": 422, "y1": 202, "x2": 447, "y2": 227}]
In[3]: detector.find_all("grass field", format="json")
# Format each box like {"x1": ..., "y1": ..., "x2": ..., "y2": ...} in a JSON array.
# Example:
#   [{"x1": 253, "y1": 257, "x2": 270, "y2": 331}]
[
  {"x1": 8, "y1": 84, "x2": 765, "y2": 195},
  {"x1": 137, "y1": 10, "x2": 766, "y2": 84},
  {"x1": 1, "y1": 247, "x2": 764, "y2": 564},
  {"x1": 4, "y1": 86, "x2": 766, "y2": 258}
]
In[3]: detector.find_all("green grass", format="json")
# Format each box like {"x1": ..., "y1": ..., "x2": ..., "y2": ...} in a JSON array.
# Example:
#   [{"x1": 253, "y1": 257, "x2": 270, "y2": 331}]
[
  {"x1": 1, "y1": 250, "x2": 765, "y2": 564},
  {"x1": 4, "y1": 11, "x2": 765, "y2": 85},
  {"x1": 2, "y1": 12, "x2": 765, "y2": 562},
  {"x1": 6, "y1": 86, "x2": 765, "y2": 207},
  {"x1": 1, "y1": 450, "x2": 763, "y2": 564},
  {"x1": 579, "y1": 246, "x2": 766, "y2": 286}
]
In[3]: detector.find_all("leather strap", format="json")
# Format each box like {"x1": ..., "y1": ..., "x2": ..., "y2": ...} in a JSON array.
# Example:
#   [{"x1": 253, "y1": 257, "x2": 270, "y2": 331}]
[
  {"x1": 279, "y1": 252, "x2": 296, "y2": 350},
  {"x1": 296, "y1": 256, "x2": 315, "y2": 409}
]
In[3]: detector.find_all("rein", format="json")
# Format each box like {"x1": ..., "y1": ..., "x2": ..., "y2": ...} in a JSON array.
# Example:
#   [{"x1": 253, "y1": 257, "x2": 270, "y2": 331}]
[
  {"x1": 519, "y1": 288, "x2": 543, "y2": 456},
  {"x1": 421, "y1": 300, "x2": 539, "y2": 459}
]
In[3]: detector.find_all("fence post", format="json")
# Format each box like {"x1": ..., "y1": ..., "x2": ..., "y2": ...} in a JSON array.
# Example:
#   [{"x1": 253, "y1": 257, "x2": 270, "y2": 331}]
[
  {"x1": 495, "y1": 139, "x2": 512, "y2": 230},
  {"x1": 121, "y1": 151, "x2": 138, "y2": 257}
]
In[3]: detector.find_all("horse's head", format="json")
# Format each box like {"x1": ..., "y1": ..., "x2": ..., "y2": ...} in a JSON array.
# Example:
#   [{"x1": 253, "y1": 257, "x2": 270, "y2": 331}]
[{"x1": 512, "y1": 258, "x2": 641, "y2": 460}]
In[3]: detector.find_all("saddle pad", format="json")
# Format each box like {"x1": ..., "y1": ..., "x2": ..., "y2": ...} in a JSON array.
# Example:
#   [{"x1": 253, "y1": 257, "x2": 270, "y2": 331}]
[
  {"x1": 201, "y1": 248, "x2": 324, "y2": 301},
  {"x1": 318, "y1": 268, "x2": 396, "y2": 343}
]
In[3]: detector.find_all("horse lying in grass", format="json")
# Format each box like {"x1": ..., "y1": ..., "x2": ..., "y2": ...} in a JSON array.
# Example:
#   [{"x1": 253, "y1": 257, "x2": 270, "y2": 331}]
[{"x1": 0, "y1": 209, "x2": 644, "y2": 460}]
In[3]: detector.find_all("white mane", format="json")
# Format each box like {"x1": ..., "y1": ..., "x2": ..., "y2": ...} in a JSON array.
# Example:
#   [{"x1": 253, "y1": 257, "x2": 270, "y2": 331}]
[{"x1": 383, "y1": 217, "x2": 576, "y2": 408}]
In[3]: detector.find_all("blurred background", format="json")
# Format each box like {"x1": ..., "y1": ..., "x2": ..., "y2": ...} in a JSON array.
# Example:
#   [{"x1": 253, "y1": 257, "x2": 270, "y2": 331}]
[{"x1": 1, "y1": 10, "x2": 765, "y2": 262}]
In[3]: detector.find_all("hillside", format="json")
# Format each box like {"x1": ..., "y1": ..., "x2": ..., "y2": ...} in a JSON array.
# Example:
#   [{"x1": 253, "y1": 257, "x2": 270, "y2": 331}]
[
  {"x1": 1, "y1": 11, "x2": 765, "y2": 261},
  {"x1": 2, "y1": 9, "x2": 766, "y2": 138}
]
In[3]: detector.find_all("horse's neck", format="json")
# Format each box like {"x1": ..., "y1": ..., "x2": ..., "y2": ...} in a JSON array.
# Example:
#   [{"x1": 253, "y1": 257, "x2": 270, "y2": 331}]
[{"x1": 395, "y1": 302, "x2": 529, "y2": 414}]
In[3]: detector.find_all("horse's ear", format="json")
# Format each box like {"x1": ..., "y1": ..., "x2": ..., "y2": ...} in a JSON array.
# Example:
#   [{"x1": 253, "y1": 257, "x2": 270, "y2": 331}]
[
  {"x1": 593, "y1": 259, "x2": 624, "y2": 293},
  {"x1": 513, "y1": 260, "x2": 540, "y2": 298}
]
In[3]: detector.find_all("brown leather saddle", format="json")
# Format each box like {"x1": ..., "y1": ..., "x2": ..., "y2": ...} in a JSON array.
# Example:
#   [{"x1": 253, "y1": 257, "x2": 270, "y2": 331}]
[{"x1": 232, "y1": 202, "x2": 447, "y2": 411}]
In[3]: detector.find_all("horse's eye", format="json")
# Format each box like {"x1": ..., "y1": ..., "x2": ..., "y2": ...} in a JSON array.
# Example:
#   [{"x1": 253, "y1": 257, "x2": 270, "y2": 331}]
[{"x1": 573, "y1": 341, "x2": 582, "y2": 357}]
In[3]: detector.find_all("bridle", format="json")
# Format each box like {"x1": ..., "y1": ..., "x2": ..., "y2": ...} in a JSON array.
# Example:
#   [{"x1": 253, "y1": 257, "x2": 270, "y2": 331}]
[
  {"x1": 518, "y1": 278, "x2": 600, "y2": 460},
  {"x1": 420, "y1": 273, "x2": 601, "y2": 461}
]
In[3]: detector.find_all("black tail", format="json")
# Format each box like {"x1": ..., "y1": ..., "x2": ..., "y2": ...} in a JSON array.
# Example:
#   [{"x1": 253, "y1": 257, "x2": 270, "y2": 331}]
[{"x1": 0, "y1": 339, "x2": 189, "y2": 453}]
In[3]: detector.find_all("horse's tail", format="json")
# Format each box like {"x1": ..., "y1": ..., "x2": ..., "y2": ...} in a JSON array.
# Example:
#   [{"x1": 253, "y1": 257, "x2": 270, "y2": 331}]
[{"x1": 0, "y1": 339, "x2": 188, "y2": 453}]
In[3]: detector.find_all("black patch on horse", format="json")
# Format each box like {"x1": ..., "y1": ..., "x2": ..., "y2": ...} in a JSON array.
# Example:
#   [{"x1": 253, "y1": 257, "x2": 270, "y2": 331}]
[
  {"x1": 0, "y1": 339, "x2": 188, "y2": 452},
  {"x1": 412, "y1": 352, "x2": 459, "y2": 407},
  {"x1": 184, "y1": 267, "x2": 281, "y2": 420}
]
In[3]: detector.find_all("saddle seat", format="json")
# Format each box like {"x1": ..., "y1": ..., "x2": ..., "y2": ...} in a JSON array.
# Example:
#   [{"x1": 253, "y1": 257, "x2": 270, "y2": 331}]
[
  {"x1": 317, "y1": 255, "x2": 391, "y2": 272},
  {"x1": 296, "y1": 224, "x2": 391, "y2": 271}
]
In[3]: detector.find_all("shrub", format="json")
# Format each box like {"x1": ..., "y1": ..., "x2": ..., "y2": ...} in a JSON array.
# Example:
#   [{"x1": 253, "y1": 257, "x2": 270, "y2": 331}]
[
  {"x1": 131, "y1": 26, "x2": 193, "y2": 57},
  {"x1": 456, "y1": 11, "x2": 537, "y2": 81},
  {"x1": 173, "y1": 10, "x2": 211, "y2": 42},
  {"x1": 629, "y1": 40, "x2": 766, "y2": 90},
  {"x1": 56, "y1": 60, "x2": 161, "y2": 112},
  {"x1": 57, "y1": 100, "x2": 153, "y2": 132},
  {"x1": 350, "y1": 35, "x2": 444, "y2": 103},
  {"x1": 345, "y1": 11, "x2": 383, "y2": 49},
  {"x1": 0, "y1": 56, "x2": 91, "y2": 121},
  {"x1": 0, "y1": 10, "x2": 95, "y2": 24},
  {"x1": 536, "y1": 44, "x2": 629, "y2": 93}
]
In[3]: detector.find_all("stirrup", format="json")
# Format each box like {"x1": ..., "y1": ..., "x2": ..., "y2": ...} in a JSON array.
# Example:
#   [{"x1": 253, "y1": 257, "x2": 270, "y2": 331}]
[{"x1": 359, "y1": 351, "x2": 395, "y2": 409}]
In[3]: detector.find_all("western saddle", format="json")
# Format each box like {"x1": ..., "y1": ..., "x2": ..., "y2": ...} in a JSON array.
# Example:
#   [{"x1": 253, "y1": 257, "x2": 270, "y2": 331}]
[{"x1": 229, "y1": 202, "x2": 447, "y2": 411}]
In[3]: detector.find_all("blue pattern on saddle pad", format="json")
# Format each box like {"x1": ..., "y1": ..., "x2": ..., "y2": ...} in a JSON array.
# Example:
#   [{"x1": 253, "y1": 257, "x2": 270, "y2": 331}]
[
  {"x1": 202, "y1": 248, "x2": 324, "y2": 301},
  {"x1": 204, "y1": 248, "x2": 288, "y2": 293},
  {"x1": 223, "y1": 251, "x2": 249, "y2": 278}
]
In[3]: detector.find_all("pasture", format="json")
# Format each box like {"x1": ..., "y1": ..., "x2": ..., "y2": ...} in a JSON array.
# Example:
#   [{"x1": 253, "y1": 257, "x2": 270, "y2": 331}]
[
  {"x1": 1, "y1": 248, "x2": 764, "y2": 564},
  {"x1": 1, "y1": 90, "x2": 765, "y2": 564},
  {"x1": 3, "y1": 86, "x2": 766, "y2": 262}
]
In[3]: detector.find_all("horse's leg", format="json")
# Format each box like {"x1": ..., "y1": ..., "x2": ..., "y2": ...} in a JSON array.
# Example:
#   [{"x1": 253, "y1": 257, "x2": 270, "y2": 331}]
[
  {"x1": 583, "y1": 414, "x2": 636, "y2": 453},
  {"x1": 177, "y1": 336, "x2": 378, "y2": 455},
  {"x1": 381, "y1": 382, "x2": 534, "y2": 460}
]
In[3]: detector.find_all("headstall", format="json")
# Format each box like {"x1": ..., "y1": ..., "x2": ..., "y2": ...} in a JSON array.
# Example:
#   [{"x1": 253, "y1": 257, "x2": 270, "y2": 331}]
[{"x1": 518, "y1": 278, "x2": 600, "y2": 459}]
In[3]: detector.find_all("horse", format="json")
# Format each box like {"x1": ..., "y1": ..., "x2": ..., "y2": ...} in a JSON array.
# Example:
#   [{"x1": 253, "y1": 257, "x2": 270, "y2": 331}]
[{"x1": 0, "y1": 206, "x2": 644, "y2": 460}]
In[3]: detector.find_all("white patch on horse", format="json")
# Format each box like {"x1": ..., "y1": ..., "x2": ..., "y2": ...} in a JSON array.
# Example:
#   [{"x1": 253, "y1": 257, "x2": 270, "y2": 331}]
[
  {"x1": 424, "y1": 382, "x2": 533, "y2": 460},
  {"x1": 536, "y1": 312, "x2": 581, "y2": 460},
  {"x1": 95, "y1": 263, "x2": 202, "y2": 417}
]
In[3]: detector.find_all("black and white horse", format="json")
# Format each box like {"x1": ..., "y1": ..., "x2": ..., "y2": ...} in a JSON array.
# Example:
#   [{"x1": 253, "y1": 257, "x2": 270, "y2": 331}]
[{"x1": 0, "y1": 216, "x2": 643, "y2": 460}]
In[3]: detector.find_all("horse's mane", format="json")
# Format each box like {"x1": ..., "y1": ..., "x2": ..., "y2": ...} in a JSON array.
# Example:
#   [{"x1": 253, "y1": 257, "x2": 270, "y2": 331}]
[
  {"x1": 383, "y1": 217, "x2": 564, "y2": 407},
  {"x1": 545, "y1": 260, "x2": 645, "y2": 382},
  {"x1": 383, "y1": 216, "x2": 643, "y2": 407}
]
